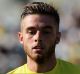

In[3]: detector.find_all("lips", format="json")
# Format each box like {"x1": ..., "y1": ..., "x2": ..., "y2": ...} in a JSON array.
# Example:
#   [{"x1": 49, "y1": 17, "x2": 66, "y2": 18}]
[
  {"x1": 32, "y1": 46, "x2": 44, "y2": 50},
  {"x1": 32, "y1": 45, "x2": 45, "y2": 55},
  {"x1": 32, "y1": 45, "x2": 44, "y2": 53}
]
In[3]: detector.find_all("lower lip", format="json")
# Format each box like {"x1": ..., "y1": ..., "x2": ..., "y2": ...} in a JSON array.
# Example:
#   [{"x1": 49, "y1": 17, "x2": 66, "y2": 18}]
[{"x1": 33, "y1": 49, "x2": 43, "y2": 53}]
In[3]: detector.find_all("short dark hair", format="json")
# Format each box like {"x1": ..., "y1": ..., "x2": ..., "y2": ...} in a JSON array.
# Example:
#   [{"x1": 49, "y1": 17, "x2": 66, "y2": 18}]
[{"x1": 21, "y1": 2, "x2": 59, "y2": 26}]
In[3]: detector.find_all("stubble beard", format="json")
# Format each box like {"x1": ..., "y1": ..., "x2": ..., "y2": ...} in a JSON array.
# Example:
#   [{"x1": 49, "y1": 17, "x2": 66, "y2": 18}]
[
  {"x1": 35, "y1": 43, "x2": 56, "y2": 65},
  {"x1": 25, "y1": 42, "x2": 56, "y2": 65}
]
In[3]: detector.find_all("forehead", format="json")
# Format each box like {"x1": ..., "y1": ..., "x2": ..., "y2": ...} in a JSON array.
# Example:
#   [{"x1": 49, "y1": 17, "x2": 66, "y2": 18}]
[{"x1": 21, "y1": 14, "x2": 57, "y2": 29}]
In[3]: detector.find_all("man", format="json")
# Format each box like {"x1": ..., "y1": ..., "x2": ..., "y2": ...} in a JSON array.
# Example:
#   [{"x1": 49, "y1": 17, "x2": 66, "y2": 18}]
[{"x1": 7, "y1": 2, "x2": 80, "y2": 74}]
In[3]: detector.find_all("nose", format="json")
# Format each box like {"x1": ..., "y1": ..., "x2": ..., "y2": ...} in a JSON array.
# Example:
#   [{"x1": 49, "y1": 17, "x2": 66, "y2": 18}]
[{"x1": 34, "y1": 31, "x2": 42, "y2": 42}]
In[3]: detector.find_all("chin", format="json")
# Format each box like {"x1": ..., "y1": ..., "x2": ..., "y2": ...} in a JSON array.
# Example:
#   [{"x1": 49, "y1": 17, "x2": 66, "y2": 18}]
[{"x1": 36, "y1": 56, "x2": 45, "y2": 64}]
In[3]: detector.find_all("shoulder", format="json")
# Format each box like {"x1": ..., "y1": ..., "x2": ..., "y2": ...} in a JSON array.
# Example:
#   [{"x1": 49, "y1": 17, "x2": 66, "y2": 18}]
[
  {"x1": 57, "y1": 59, "x2": 80, "y2": 74},
  {"x1": 7, "y1": 64, "x2": 27, "y2": 74},
  {"x1": 58, "y1": 59, "x2": 78, "y2": 67}
]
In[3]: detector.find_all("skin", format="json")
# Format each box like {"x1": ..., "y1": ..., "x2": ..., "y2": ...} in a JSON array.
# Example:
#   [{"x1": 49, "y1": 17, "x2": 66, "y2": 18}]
[{"x1": 18, "y1": 14, "x2": 61, "y2": 73}]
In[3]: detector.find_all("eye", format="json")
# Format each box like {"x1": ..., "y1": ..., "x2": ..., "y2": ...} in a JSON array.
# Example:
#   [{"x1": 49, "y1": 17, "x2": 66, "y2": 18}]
[
  {"x1": 27, "y1": 29, "x2": 36, "y2": 35},
  {"x1": 42, "y1": 29, "x2": 52, "y2": 35}
]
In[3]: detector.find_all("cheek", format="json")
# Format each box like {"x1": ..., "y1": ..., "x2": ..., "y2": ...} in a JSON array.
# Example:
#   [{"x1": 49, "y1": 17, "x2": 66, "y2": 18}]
[
  {"x1": 27, "y1": 37, "x2": 34, "y2": 45},
  {"x1": 23, "y1": 37, "x2": 31, "y2": 54},
  {"x1": 44, "y1": 35, "x2": 56, "y2": 44},
  {"x1": 23, "y1": 34, "x2": 32, "y2": 43},
  {"x1": 23, "y1": 35, "x2": 34, "y2": 49}
]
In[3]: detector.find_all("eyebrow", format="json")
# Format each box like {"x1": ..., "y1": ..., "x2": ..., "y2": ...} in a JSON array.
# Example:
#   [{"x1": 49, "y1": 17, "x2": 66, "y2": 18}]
[
  {"x1": 27, "y1": 27, "x2": 36, "y2": 30},
  {"x1": 26, "y1": 25, "x2": 53, "y2": 31},
  {"x1": 42, "y1": 26, "x2": 53, "y2": 29}
]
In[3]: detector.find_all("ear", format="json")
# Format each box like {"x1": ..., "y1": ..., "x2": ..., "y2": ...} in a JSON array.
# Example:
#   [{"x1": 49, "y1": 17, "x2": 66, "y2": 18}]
[
  {"x1": 18, "y1": 32, "x2": 23, "y2": 44},
  {"x1": 56, "y1": 32, "x2": 61, "y2": 44}
]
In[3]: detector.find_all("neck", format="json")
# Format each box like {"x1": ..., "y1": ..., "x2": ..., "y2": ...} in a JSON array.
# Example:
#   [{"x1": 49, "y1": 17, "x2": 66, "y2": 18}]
[{"x1": 27, "y1": 54, "x2": 57, "y2": 73}]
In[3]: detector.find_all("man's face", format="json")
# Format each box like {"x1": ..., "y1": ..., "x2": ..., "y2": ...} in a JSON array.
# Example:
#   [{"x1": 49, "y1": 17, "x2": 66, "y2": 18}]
[{"x1": 18, "y1": 14, "x2": 60, "y2": 63}]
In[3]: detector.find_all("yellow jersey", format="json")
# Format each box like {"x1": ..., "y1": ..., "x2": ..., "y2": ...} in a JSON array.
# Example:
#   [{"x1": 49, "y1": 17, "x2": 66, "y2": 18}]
[{"x1": 7, "y1": 59, "x2": 80, "y2": 74}]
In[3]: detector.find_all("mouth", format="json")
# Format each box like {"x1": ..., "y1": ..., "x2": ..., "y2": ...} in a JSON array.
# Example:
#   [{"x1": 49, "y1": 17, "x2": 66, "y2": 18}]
[
  {"x1": 32, "y1": 46, "x2": 44, "y2": 54},
  {"x1": 33, "y1": 45, "x2": 44, "y2": 49}
]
